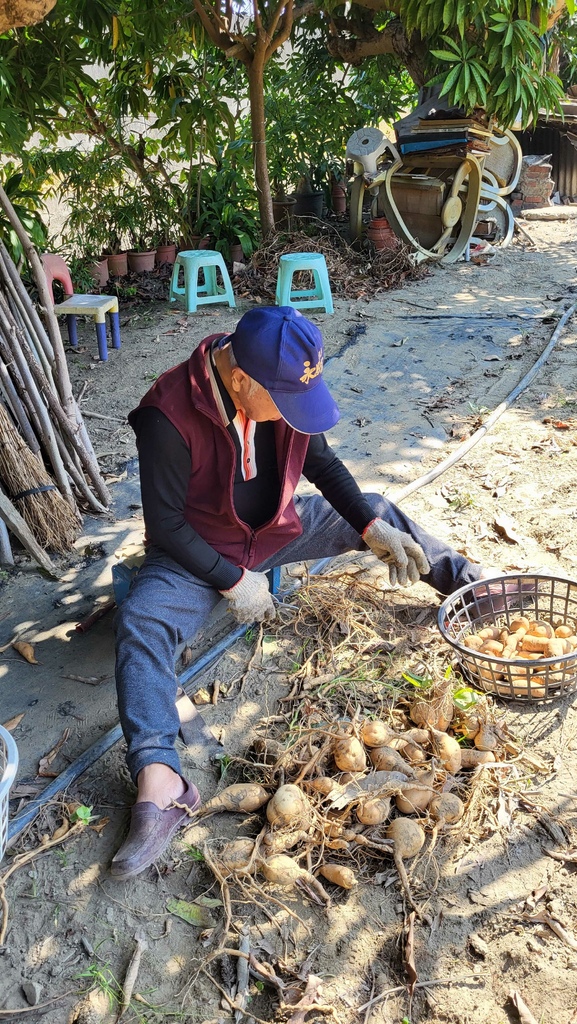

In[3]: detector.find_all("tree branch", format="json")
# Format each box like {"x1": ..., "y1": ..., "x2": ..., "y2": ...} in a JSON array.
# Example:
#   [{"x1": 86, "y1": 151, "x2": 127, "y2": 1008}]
[
  {"x1": 266, "y1": 0, "x2": 295, "y2": 61},
  {"x1": 192, "y1": 0, "x2": 235, "y2": 50},
  {"x1": 327, "y1": 19, "x2": 397, "y2": 64}
]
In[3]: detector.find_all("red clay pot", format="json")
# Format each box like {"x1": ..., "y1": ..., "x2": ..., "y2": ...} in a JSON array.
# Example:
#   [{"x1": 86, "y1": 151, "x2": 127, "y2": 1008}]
[
  {"x1": 367, "y1": 217, "x2": 397, "y2": 250},
  {"x1": 128, "y1": 250, "x2": 157, "y2": 273},
  {"x1": 331, "y1": 183, "x2": 347, "y2": 214},
  {"x1": 90, "y1": 258, "x2": 109, "y2": 287},
  {"x1": 229, "y1": 243, "x2": 244, "y2": 264},
  {"x1": 105, "y1": 252, "x2": 128, "y2": 276},
  {"x1": 155, "y1": 243, "x2": 177, "y2": 265}
]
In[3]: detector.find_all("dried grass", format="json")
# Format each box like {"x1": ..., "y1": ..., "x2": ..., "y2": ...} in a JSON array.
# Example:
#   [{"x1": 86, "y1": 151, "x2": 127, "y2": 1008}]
[
  {"x1": 233, "y1": 224, "x2": 428, "y2": 304},
  {"x1": 0, "y1": 403, "x2": 80, "y2": 552}
]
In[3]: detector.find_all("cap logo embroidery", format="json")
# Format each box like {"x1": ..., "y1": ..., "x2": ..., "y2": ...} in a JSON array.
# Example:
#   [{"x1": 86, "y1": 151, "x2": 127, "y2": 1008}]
[{"x1": 299, "y1": 350, "x2": 324, "y2": 384}]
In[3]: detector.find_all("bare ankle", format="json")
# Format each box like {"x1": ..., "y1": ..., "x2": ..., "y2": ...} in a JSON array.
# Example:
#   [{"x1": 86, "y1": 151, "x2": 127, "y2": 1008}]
[{"x1": 136, "y1": 764, "x2": 185, "y2": 808}]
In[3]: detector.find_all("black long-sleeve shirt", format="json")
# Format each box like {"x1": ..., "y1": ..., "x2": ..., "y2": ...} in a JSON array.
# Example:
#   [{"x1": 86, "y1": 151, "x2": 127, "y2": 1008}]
[{"x1": 133, "y1": 367, "x2": 376, "y2": 590}]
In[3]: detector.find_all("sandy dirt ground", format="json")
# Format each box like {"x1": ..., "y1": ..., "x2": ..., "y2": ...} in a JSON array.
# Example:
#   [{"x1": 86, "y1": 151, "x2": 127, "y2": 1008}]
[{"x1": 1, "y1": 220, "x2": 577, "y2": 1024}]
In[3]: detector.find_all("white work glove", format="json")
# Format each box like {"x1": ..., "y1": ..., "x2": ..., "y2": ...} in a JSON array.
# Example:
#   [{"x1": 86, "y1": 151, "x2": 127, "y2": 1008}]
[
  {"x1": 219, "y1": 569, "x2": 276, "y2": 624},
  {"x1": 362, "y1": 518, "x2": 430, "y2": 587}
]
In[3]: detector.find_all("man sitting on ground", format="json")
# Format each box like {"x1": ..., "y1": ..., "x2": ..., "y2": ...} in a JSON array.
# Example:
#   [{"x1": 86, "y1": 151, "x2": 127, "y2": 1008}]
[{"x1": 112, "y1": 305, "x2": 491, "y2": 880}]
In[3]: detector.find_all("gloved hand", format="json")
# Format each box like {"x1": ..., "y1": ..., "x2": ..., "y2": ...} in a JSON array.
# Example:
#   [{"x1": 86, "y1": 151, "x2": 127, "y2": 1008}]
[
  {"x1": 362, "y1": 518, "x2": 430, "y2": 587},
  {"x1": 219, "y1": 569, "x2": 276, "y2": 624}
]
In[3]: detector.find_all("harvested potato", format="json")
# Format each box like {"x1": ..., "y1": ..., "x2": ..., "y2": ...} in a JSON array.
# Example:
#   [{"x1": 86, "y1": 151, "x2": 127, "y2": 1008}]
[
  {"x1": 482, "y1": 640, "x2": 504, "y2": 656},
  {"x1": 333, "y1": 736, "x2": 367, "y2": 773},
  {"x1": 357, "y1": 795, "x2": 391, "y2": 825},
  {"x1": 463, "y1": 635, "x2": 484, "y2": 651},
  {"x1": 395, "y1": 767, "x2": 435, "y2": 814},
  {"x1": 266, "y1": 784, "x2": 310, "y2": 828},
  {"x1": 555, "y1": 624, "x2": 573, "y2": 639},
  {"x1": 460, "y1": 748, "x2": 496, "y2": 767},
  {"x1": 199, "y1": 784, "x2": 269, "y2": 817},
  {"x1": 529, "y1": 620, "x2": 554, "y2": 638},
  {"x1": 318, "y1": 863, "x2": 357, "y2": 889},
  {"x1": 360, "y1": 720, "x2": 395, "y2": 748}
]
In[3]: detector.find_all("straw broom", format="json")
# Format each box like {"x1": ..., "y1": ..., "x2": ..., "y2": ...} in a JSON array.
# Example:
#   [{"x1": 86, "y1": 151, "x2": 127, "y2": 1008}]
[{"x1": 0, "y1": 402, "x2": 80, "y2": 553}]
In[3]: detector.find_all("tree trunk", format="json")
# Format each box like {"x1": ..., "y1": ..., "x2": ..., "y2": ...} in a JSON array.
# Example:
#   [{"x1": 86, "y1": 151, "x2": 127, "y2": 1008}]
[{"x1": 248, "y1": 55, "x2": 274, "y2": 238}]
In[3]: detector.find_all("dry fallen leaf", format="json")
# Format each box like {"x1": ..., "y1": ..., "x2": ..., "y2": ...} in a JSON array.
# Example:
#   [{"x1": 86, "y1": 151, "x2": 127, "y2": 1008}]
[
  {"x1": 37, "y1": 728, "x2": 71, "y2": 777},
  {"x1": 527, "y1": 910, "x2": 577, "y2": 951},
  {"x1": 2, "y1": 712, "x2": 25, "y2": 732},
  {"x1": 12, "y1": 640, "x2": 38, "y2": 664},
  {"x1": 494, "y1": 513, "x2": 522, "y2": 545},
  {"x1": 509, "y1": 989, "x2": 539, "y2": 1024}
]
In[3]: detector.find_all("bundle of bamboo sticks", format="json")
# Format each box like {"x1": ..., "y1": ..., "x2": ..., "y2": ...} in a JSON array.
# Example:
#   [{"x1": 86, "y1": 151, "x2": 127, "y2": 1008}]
[{"x1": 0, "y1": 182, "x2": 110, "y2": 572}]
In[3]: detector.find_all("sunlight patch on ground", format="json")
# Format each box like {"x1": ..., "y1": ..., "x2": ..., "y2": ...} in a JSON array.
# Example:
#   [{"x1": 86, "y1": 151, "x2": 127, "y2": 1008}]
[
  {"x1": 165, "y1": 954, "x2": 187, "y2": 975},
  {"x1": 68, "y1": 861, "x2": 103, "y2": 894},
  {"x1": 25, "y1": 934, "x2": 59, "y2": 967}
]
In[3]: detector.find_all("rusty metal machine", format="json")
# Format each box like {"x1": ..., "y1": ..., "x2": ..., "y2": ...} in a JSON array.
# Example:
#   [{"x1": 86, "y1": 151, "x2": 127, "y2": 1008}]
[{"x1": 346, "y1": 121, "x2": 522, "y2": 262}]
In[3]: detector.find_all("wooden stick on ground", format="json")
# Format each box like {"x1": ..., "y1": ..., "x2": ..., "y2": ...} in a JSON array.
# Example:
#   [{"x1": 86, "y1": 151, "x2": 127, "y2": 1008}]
[{"x1": 0, "y1": 488, "x2": 56, "y2": 575}]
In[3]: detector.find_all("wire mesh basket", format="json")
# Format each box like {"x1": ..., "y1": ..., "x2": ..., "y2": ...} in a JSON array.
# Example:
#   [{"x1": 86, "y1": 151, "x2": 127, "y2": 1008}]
[
  {"x1": 0, "y1": 724, "x2": 18, "y2": 862},
  {"x1": 438, "y1": 574, "x2": 577, "y2": 701}
]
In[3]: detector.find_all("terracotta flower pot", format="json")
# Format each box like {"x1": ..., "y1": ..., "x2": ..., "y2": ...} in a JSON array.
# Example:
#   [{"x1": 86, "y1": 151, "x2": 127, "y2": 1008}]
[
  {"x1": 128, "y1": 250, "x2": 157, "y2": 273},
  {"x1": 155, "y1": 243, "x2": 177, "y2": 265},
  {"x1": 90, "y1": 258, "x2": 109, "y2": 288},
  {"x1": 367, "y1": 217, "x2": 397, "y2": 251},
  {"x1": 183, "y1": 235, "x2": 212, "y2": 251},
  {"x1": 229, "y1": 243, "x2": 244, "y2": 264},
  {"x1": 105, "y1": 251, "x2": 128, "y2": 276},
  {"x1": 331, "y1": 183, "x2": 347, "y2": 215},
  {"x1": 272, "y1": 195, "x2": 297, "y2": 228}
]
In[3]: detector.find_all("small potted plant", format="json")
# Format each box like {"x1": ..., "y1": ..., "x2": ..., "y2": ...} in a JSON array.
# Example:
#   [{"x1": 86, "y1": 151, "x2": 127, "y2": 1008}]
[
  {"x1": 126, "y1": 197, "x2": 157, "y2": 272},
  {"x1": 151, "y1": 191, "x2": 178, "y2": 264},
  {"x1": 293, "y1": 167, "x2": 325, "y2": 219}
]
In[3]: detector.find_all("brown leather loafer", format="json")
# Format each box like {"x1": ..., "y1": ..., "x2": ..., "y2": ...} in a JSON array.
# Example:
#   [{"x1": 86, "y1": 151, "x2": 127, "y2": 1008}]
[{"x1": 110, "y1": 779, "x2": 201, "y2": 881}]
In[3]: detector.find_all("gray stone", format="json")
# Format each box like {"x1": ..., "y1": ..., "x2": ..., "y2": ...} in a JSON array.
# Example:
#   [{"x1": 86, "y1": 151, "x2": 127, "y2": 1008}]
[{"x1": 22, "y1": 980, "x2": 42, "y2": 1006}]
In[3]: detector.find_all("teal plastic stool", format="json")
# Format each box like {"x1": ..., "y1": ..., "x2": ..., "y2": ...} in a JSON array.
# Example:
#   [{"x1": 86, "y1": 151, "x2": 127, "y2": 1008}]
[
  {"x1": 169, "y1": 250, "x2": 236, "y2": 313},
  {"x1": 275, "y1": 252, "x2": 334, "y2": 314}
]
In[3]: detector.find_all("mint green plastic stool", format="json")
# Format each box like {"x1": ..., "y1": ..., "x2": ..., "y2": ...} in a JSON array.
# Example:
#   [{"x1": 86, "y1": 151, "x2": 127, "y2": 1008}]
[
  {"x1": 275, "y1": 252, "x2": 334, "y2": 314},
  {"x1": 169, "y1": 250, "x2": 236, "y2": 313}
]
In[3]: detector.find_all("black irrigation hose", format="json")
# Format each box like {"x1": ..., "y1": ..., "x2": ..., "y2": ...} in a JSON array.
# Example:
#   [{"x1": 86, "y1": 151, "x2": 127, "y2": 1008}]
[{"x1": 391, "y1": 304, "x2": 576, "y2": 506}]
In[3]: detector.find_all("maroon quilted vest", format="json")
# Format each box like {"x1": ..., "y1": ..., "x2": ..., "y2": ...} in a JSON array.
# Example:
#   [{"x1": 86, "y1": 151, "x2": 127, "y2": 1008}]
[{"x1": 129, "y1": 335, "x2": 310, "y2": 569}]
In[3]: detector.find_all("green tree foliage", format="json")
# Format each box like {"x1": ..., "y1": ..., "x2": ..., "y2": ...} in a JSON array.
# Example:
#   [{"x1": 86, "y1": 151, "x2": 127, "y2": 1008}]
[
  {"x1": 0, "y1": 0, "x2": 571, "y2": 246},
  {"x1": 321, "y1": 0, "x2": 570, "y2": 126}
]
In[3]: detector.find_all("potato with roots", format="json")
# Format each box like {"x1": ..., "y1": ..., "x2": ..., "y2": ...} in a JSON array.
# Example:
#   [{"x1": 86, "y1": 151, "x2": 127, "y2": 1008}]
[
  {"x1": 216, "y1": 838, "x2": 257, "y2": 876},
  {"x1": 460, "y1": 748, "x2": 496, "y2": 768},
  {"x1": 259, "y1": 854, "x2": 331, "y2": 905},
  {"x1": 198, "y1": 784, "x2": 270, "y2": 817},
  {"x1": 266, "y1": 784, "x2": 311, "y2": 828},
  {"x1": 428, "y1": 727, "x2": 461, "y2": 773},
  {"x1": 333, "y1": 735, "x2": 367, "y2": 772},
  {"x1": 360, "y1": 720, "x2": 396, "y2": 748},
  {"x1": 428, "y1": 793, "x2": 464, "y2": 855},
  {"x1": 318, "y1": 863, "x2": 357, "y2": 889},
  {"x1": 386, "y1": 817, "x2": 426, "y2": 914},
  {"x1": 369, "y1": 745, "x2": 413, "y2": 775},
  {"x1": 395, "y1": 766, "x2": 435, "y2": 815},
  {"x1": 356, "y1": 795, "x2": 391, "y2": 825}
]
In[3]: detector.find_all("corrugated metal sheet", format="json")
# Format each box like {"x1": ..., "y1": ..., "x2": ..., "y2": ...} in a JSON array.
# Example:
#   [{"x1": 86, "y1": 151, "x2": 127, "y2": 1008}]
[{"x1": 515, "y1": 122, "x2": 577, "y2": 199}]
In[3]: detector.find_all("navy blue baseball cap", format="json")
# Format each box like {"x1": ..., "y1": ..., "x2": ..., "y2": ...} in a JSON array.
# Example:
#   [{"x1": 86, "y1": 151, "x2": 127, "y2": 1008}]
[{"x1": 228, "y1": 306, "x2": 340, "y2": 434}]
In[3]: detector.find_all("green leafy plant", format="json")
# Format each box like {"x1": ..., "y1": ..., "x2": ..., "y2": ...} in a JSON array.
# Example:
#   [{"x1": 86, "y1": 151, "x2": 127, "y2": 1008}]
[
  {"x1": 195, "y1": 161, "x2": 260, "y2": 261},
  {"x1": 76, "y1": 963, "x2": 122, "y2": 1009},
  {"x1": 70, "y1": 804, "x2": 95, "y2": 824}
]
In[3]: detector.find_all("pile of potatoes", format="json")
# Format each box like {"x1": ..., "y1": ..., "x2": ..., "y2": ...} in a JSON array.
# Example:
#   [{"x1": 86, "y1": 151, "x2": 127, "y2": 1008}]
[
  {"x1": 462, "y1": 615, "x2": 577, "y2": 697},
  {"x1": 201, "y1": 698, "x2": 505, "y2": 904}
]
